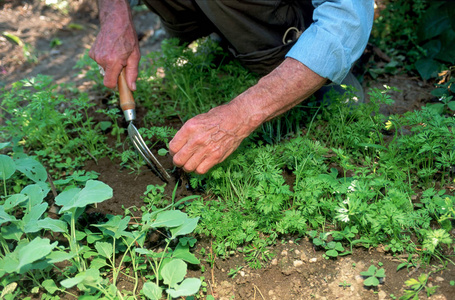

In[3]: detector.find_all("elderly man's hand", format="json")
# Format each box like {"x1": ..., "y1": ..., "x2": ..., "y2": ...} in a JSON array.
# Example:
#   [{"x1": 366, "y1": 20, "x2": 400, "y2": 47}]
[
  {"x1": 169, "y1": 102, "x2": 260, "y2": 174},
  {"x1": 89, "y1": 0, "x2": 140, "y2": 91},
  {"x1": 169, "y1": 58, "x2": 326, "y2": 174}
]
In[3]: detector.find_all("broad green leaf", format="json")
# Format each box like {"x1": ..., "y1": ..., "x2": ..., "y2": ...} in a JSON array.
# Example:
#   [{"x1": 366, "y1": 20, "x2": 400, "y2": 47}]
[
  {"x1": 325, "y1": 249, "x2": 338, "y2": 257},
  {"x1": 142, "y1": 281, "x2": 163, "y2": 300},
  {"x1": 427, "y1": 103, "x2": 445, "y2": 115},
  {"x1": 99, "y1": 121, "x2": 112, "y2": 131},
  {"x1": 0, "y1": 252, "x2": 19, "y2": 274},
  {"x1": 36, "y1": 218, "x2": 68, "y2": 233},
  {"x1": 75, "y1": 230, "x2": 87, "y2": 241},
  {"x1": 93, "y1": 215, "x2": 130, "y2": 239},
  {"x1": 0, "y1": 142, "x2": 11, "y2": 150},
  {"x1": 1, "y1": 223, "x2": 22, "y2": 240},
  {"x1": 360, "y1": 265, "x2": 377, "y2": 277},
  {"x1": 421, "y1": 39, "x2": 442, "y2": 59},
  {"x1": 158, "y1": 148, "x2": 168, "y2": 156},
  {"x1": 135, "y1": 248, "x2": 152, "y2": 256},
  {"x1": 23, "y1": 202, "x2": 48, "y2": 233},
  {"x1": 151, "y1": 210, "x2": 186, "y2": 228},
  {"x1": 21, "y1": 184, "x2": 47, "y2": 208},
  {"x1": 312, "y1": 238, "x2": 324, "y2": 246},
  {"x1": 172, "y1": 243, "x2": 200, "y2": 265},
  {"x1": 417, "y1": 4, "x2": 451, "y2": 42},
  {"x1": 447, "y1": 101, "x2": 455, "y2": 111},
  {"x1": 0, "y1": 206, "x2": 16, "y2": 225},
  {"x1": 17, "y1": 237, "x2": 57, "y2": 272},
  {"x1": 57, "y1": 180, "x2": 112, "y2": 213},
  {"x1": 60, "y1": 276, "x2": 85, "y2": 289},
  {"x1": 95, "y1": 242, "x2": 113, "y2": 258},
  {"x1": 84, "y1": 229, "x2": 103, "y2": 244},
  {"x1": 0, "y1": 154, "x2": 16, "y2": 180},
  {"x1": 335, "y1": 242, "x2": 345, "y2": 252},
  {"x1": 166, "y1": 278, "x2": 201, "y2": 298},
  {"x1": 90, "y1": 257, "x2": 108, "y2": 270},
  {"x1": 375, "y1": 268, "x2": 386, "y2": 278},
  {"x1": 3, "y1": 194, "x2": 28, "y2": 212},
  {"x1": 60, "y1": 268, "x2": 101, "y2": 288},
  {"x1": 363, "y1": 276, "x2": 379, "y2": 287},
  {"x1": 15, "y1": 157, "x2": 47, "y2": 182},
  {"x1": 42, "y1": 279, "x2": 59, "y2": 294},
  {"x1": 46, "y1": 251, "x2": 75, "y2": 264},
  {"x1": 161, "y1": 259, "x2": 187, "y2": 288},
  {"x1": 170, "y1": 217, "x2": 199, "y2": 238},
  {"x1": 326, "y1": 241, "x2": 336, "y2": 249},
  {"x1": 415, "y1": 58, "x2": 440, "y2": 80}
]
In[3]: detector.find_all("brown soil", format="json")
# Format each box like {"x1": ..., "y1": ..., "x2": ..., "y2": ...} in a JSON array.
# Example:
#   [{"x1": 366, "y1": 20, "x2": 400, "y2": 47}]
[{"x1": 1, "y1": 1, "x2": 453, "y2": 300}]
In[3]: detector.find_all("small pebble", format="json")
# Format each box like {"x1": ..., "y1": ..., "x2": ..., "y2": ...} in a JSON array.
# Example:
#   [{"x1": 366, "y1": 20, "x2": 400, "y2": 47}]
[
  {"x1": 271, "y1": 258, "x2": 278, "y2": 265},
  {"x1": 435, "y1": 276, "x2": 444, "y2": 282},
  {"x1": 309, "y1": 257, "x2": 317, "y2": 263},
  {"x1": 281, "y1": 250, "x2": 288, "y2": 256},
  {"x1": 293, "y1": 260, "x2": 304, "y2": 267},
  {"x1": 378, "y1": 290, "x2": 387, "y2": 300}
]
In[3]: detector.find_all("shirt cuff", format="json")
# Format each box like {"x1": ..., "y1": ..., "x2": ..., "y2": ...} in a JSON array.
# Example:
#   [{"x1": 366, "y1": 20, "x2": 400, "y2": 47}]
[{"x1": 286, "y1": 1, "x2": 374, "y2": 84}]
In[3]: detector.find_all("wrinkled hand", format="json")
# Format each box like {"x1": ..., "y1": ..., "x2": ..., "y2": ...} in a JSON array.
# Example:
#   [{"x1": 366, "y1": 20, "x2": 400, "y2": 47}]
[
  {"x1": 169, "y1": 103, "x2": 259, "y2": 174},
  {"x1": 169, "y1": 57, "x2": 327, "y2": 174},
  {"x1": 89, "y1": 1, "x2": 140, "y2": 91}
]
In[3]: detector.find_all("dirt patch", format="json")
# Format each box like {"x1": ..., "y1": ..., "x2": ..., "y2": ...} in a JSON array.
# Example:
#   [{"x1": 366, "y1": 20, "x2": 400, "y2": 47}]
[{"x1": 1, "y1": 1, "x2": 454, "y2": 300}]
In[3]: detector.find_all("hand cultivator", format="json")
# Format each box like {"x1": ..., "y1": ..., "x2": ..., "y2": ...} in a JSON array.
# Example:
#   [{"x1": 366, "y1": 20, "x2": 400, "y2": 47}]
[{"x1": 117, "y1": 69, "x2": 171, "y2": 182}]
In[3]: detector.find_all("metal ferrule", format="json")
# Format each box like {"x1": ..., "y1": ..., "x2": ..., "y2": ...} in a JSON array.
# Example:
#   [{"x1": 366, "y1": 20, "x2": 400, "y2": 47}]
[{"x1": 123, "y1": 109, "x2": 136, "y2": 122}]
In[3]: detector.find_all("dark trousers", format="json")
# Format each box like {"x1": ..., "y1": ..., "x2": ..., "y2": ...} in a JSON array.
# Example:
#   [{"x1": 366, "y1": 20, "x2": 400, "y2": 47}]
[{"x1": 142, "y1": 0, "x2": 314, "y2": 75}]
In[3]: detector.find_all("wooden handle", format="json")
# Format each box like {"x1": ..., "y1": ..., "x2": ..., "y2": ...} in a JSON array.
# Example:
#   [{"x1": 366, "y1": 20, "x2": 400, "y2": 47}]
[{"x1": 118, "y1": 69, "x2": 135, "y2": 112}]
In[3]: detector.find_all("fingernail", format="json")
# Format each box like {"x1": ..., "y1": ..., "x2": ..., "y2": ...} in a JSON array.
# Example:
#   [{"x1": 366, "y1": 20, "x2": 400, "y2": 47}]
[{"x1": 132, "y1": 82, "x2": 136, "y2": 90}]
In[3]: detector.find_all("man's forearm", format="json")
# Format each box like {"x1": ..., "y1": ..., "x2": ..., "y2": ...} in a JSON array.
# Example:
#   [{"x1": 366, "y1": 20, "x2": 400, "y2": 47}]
[
  {"x1": 168, "y1": 57, "x2": 327, "y2": 174},
  {"x1": 229, "y1": 57, "x2": 327, "y2": 130},
  {"x1": 97, "y1": 0, "x2": 133, "y2": 25}
]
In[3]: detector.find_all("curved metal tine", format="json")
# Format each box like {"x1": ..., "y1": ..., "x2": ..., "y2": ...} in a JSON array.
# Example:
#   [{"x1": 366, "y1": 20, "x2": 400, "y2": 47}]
[
  {"x1": 128, "y1": 124, "x2": 171, "y2": 181},
  {"x1": 130, "y1": 134, "x2": 160, "y2": 173}
]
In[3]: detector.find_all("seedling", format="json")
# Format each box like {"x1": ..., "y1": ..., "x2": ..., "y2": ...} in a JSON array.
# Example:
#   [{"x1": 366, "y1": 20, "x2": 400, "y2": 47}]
[
  {"x1": 309, "y1": 231, "x2": 349, "y2": 259},
  {"x1": 400, "y1": 273, "x2": 438, "y2": 300},
  {"x1": 360, "y1": 265, "x2": 386, "y2": 287},
  {"x1": 339, "y1": 280, "x2": 351, "y2": 290},
  {"x1": 228, "y1": 266, "x2": 243, "y2": 278}
]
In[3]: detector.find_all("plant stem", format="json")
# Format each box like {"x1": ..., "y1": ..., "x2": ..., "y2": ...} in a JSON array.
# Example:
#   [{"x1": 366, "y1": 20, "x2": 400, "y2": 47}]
[{"x1": 2, "y1": 177, "x2": 7, "y2": 197}]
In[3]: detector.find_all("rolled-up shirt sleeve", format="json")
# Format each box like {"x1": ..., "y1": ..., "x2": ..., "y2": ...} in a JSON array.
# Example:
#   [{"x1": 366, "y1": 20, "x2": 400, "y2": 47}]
[{"x1": 286, "y1": 0, "x2": 374, "y2": 84}]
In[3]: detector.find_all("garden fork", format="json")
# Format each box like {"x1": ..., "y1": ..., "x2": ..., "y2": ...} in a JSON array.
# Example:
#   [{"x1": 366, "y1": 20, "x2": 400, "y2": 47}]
[{"x1": 118, "y1": 69, "x2": 171, "y2": 182}]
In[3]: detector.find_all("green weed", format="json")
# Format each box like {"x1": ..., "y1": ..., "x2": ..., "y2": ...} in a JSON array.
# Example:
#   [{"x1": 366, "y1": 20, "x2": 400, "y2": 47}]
[
  {"x1": 0, "y1": 153, "x2": 202, "y2": 299},
  {"x1": 360, "y1": 264, "x2": 386, "y2": 287}
]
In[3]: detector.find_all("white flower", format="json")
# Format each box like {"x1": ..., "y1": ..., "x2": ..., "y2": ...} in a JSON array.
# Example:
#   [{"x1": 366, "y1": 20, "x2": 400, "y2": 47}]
[
  {"x1": 336, "y1": 207, "x2": 348, "y2": 213},
  {"x1": 347, "y1": 181, "x2": 357, "y2": 193},
  {"x1": 340, "y1": 215, "x2": 350, "y2": 223}
]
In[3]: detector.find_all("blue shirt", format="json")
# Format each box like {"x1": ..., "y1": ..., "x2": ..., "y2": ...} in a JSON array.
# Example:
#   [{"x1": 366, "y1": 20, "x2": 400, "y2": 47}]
[{"x1": 286, "y1": 0, "x2": 374, "y2": 84}]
